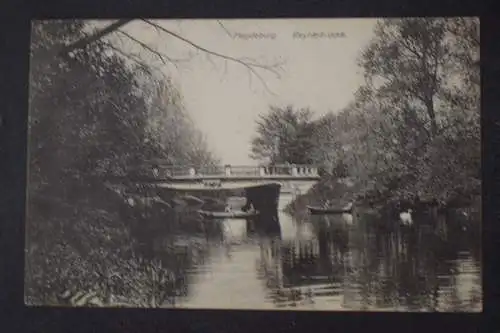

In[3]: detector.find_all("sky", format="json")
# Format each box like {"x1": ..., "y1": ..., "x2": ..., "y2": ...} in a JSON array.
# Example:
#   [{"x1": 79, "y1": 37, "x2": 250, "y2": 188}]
[{"x1": 103, "y1": 18, "x2": 378, "y2": 165}]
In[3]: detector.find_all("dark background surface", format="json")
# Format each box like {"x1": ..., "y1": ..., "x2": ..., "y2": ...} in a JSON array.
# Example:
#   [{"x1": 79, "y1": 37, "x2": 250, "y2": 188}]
[{"x1": 0, "y1": 0, "x2": 497, "y2": 332}]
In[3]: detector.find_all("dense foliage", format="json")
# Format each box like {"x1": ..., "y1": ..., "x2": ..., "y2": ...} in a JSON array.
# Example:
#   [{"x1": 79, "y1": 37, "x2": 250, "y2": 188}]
[
  {"x1": 25, "y1": 20, "x2": 218, "y2": 306},
  {"x1": 250, "y1": 18, "x2": 480, "y2": 210},
  {"x1": 250, "y1": 105, "x2": 316, "y2": 165}
]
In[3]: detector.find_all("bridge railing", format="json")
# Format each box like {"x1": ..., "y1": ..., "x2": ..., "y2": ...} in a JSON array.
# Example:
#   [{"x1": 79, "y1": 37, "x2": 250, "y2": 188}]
[
  {"x1": 228, "y1": 165, "x2": 262, "y2": 176},
  {"x1": 257, "y1": 164, "x2": 319, "y2": 177},
  {"x1": 262, "y1": 165, "x2": 292, "y2": 176},
  {"x1": 293, "y1": 165, "x2": 319, "y2": 176},
  {"x1": 150, "y1": 164, "x2": 319, "y2": 178},
  {"x1": 154, "y1": 166, "x2": 192, "y2": 178},
  {"x1": 197, "y1": 165, "x2": 226, "y2": 176}
]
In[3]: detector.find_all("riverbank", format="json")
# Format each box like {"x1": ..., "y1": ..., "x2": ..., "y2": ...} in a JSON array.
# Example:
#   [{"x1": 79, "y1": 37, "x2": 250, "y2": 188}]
[
  {"x1": 285, "y1": 174, "x2": 481, "y2": 226},
  {"x1": 285, "y1": 176, "x2": 372, "y2": 215},
  {"x1": 24, "y1": 182, "x2": 215, "y2": 307}
]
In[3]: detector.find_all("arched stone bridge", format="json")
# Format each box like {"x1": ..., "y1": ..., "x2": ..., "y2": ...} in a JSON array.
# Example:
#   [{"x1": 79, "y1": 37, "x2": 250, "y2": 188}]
[{"x1": 150, "y1": 164, "x2": 321, "y2": 211}]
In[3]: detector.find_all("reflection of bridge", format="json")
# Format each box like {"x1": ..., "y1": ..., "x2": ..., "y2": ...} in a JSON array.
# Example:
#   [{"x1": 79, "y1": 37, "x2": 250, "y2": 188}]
[{"x1": 150, "y1": 164, "x2": 321, "y2": 211}]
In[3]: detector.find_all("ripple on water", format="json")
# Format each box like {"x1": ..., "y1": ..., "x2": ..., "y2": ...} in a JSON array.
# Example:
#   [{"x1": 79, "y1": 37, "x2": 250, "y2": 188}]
[{"x1": 162, "y1": 212, "x2": 481, "y2": 312}]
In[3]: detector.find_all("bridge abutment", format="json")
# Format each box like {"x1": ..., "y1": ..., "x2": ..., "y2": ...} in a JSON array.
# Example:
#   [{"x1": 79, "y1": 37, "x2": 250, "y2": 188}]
[{"x1": 276, "y1": 180, "x2": 318, "y2": 212}]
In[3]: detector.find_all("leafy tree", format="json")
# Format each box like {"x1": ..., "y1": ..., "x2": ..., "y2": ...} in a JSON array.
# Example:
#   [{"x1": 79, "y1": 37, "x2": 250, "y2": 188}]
[
  {"x1": 350, "y1": 18, "x2": 479, "y2": 202},
  {"x1": 26, "y1": 20, "x2": 218, "y2": 305},
  {"x1": 250, "y1": 105, "x2": 316, "y2": 164},
  {"x1": 359, "y1": 18, "x2": 453, "y2": 137},
  {"x1": 287, "y1": 17, "x2": 480, "y2": 211},
  {"x1": 142, "y1": 78, "x2": 220, "y2": 167}
]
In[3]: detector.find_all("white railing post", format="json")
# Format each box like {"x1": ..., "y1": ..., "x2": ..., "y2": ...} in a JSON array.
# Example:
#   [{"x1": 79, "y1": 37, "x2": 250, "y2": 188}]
[
  {"x1": 152, "y1": 167, "x2": 159, "y2": 178},
  {"x1": 172, "y1": 164, "x2": 318, "y2": 179}
]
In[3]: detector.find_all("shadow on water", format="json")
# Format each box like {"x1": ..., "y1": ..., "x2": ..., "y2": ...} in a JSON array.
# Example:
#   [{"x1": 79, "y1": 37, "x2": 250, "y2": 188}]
[{"x1": 126, "y1": 199, "x2": 481, "y2": 311}]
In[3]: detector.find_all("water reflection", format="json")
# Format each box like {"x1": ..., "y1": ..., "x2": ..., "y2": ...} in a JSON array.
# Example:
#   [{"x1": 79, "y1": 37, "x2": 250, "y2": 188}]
[{"x1": 145, "y1": 208, "x2": 481, "y2": 312}]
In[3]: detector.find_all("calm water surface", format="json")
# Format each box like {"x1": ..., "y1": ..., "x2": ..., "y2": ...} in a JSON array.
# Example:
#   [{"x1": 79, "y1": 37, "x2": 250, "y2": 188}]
[{"x1": 156, "y1": 211, "x2": 481, "y2": 312}]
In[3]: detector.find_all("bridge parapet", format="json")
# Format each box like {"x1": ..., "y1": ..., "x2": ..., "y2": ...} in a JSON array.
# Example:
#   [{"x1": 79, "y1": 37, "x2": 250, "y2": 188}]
[{"x1": 150, "y1": 164, "x2": 319, "y2": 179}]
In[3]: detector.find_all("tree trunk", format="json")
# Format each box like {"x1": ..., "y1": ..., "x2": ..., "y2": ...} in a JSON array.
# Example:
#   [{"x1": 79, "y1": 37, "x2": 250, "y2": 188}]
[{"x1": 424, "y1": 98, "x2": 438, "y2": 137}]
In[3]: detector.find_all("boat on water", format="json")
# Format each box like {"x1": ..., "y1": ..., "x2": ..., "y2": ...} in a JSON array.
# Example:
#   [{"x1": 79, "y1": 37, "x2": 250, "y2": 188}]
[
  {"x1": 198, "y1": 209, "x2": 260, "y2": 219},
  {"x1": 201, "y1": 197, "x2": 225, "y2": 205},
  {"x1": 307, "y1": 204, "x2": 353, "y2": 215},
  {"x1": 179, "y1": 195, "x2": 205, "y2": 206},
  {"x1": 168, "y1": 197, "x2": 188, "y2": 207},
  {"x1": 125, "y1": 195, "x2": 172, "y2": 209}
]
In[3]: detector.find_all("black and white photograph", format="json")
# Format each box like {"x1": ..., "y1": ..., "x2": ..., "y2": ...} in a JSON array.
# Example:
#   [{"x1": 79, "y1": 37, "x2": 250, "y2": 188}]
[{"x1": 25, "y1": 17, "x2": 481, "y2": 312}]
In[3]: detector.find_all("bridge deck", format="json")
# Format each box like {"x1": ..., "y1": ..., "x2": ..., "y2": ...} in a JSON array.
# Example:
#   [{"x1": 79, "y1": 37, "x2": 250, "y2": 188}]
[
  {"x1": 168, "y1": 175, "x2": 321, "y2": 181},
  {"x1": 107, "y1": 164, "x2": 320, "y2": 194},
  {"x1": 157, "y1": 181, "x2": 282, "y2": 191},
  {"x1": 152, "y1": 164, "x2": 320, "y2": 179}
]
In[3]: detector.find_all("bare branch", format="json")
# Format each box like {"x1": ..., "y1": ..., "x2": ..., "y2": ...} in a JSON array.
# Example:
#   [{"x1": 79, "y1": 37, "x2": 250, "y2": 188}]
[
  {"x1": 146, "y1": 23, "x2": 197, "y2": 63},
  {"x1": 141, "y1": 19, "x2": 284, "y2": 94},
  {"x1": 217, "y1": 20, "x2": 234, "y2": 38},
  {"x1": 114, "y1": 30, "x2": 198, "y2": 71},
  {"x1": 57, "y1": 18, "x2": 284, "y2": 94},
  {"x1": 205, "y1": 52, "x2": 218, "y2": 72},
  {"x1": 222, "y1": 60, "x2": 228, "y2": 80},
  {"x1": 116, "y1": 29, "x2": 178, "y2": 69},
  {"x1": 101, "y1": 41, "x2": 164, "y2": 74}
]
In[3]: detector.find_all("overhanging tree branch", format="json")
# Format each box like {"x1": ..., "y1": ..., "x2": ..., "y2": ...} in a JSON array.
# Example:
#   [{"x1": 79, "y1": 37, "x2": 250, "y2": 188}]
[
  {"x1": 59, "y1": 19, "x2": 281, "y2": 93},
  {"x1": 101, "y1": 41, "x2": 163, "y2": 74},
  {"x1": 59, "y1": 19, "x2": 134, "y2": 57},
  {"x1": 142, "y1": 19, "x2": 283, "y2": 77},
  {"x1": 116, "y1": 29, "x2": 180, "y2": 68},
  {"x1": 141, "y1": 19, "x2": 284, "y2": 94},
  {"x1": 59, "y1": 18, "x2": 284, "y2": 94}
]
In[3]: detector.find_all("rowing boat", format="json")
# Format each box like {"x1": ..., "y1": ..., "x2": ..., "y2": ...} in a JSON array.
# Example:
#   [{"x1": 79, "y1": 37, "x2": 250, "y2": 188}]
[
  {"x1": 307, "y1": 205, "x2": 353, "y2": 215},
  {"x1": 198, "y1": 209, "x2": 260, "y2": 219},
  {"x1": 179, "y1": 194, "x2": 205, "y2": 206}
]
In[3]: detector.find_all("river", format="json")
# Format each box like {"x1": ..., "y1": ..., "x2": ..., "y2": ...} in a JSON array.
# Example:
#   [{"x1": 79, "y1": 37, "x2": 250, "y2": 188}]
[{"x1": 152, "y1": 210, "x2": 481, "y2": 312}]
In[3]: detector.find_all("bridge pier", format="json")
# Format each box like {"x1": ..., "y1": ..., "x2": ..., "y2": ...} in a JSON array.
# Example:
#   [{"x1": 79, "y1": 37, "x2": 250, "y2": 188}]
[
  {"x1": 278, "y1": 192, "x2": 296, "y2": 211},
  {"x1": 276, "y1": 182, "x2": 316, "y2": 212}
]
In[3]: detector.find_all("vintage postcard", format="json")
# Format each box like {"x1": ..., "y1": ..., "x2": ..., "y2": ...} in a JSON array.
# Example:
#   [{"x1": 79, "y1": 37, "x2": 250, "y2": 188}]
[{"x1": 25, "y1": 18, "x2": 481, "y2": 312}]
